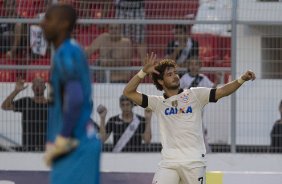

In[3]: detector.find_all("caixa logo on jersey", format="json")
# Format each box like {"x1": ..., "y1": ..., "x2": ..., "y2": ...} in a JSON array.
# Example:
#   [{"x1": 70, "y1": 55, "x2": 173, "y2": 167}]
[{"x1": 164, "y1": 106, "x2": 193, "y2": 115}]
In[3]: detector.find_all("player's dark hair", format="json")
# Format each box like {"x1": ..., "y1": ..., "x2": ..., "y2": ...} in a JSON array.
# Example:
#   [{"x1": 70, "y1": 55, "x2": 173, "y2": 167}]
[
  {"x1": 47, "y1": 4, "x2": 77, "y2": 33},
  {"x1": 119, "y1": 95, "x2": 134, "y2": 106},
  {"x1": 175, "y1": 24, "x2": 187, "y2": 32},
  {"x1": 187, "y1": 56, "x2": 201, "y2": 65},
  {"x1": 151, "y1": 59, "x2": 177, "y2": 91}
]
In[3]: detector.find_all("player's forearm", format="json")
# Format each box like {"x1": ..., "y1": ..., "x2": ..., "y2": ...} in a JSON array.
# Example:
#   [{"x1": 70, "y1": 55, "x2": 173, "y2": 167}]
[
  {"x1": 215, "y1": 79, "x2": 242, "y2": 100},
  {"x1": 99, "y1": 118, "x2": 108, "y2": 142},
  {"x1": 1, "y1": 90, "x2": 19, "y2": 110},
  {"x1": 61, "y1": 81, "x2": 83, "y2": 138},
  {"x1": 143, "y1": 122, "x2": 152, "y2": 144},
  {"x1": 123, "y1": 73, "x2": 143, "y2": 105},
  {"x1": 85, "y1": 35, "x2": 102, "y2": 57}
]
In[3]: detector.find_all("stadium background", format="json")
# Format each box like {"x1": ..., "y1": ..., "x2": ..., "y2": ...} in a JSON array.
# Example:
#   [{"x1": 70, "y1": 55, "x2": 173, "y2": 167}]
[{"x1": 0, "y1": 0, "x2": 282, "y2": 183}]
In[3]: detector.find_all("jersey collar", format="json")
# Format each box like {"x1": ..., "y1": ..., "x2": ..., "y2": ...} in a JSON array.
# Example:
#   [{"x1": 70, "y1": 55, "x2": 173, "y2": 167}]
[{"x1": 163, "y1": 88, "x2": 184, "y2": 99}]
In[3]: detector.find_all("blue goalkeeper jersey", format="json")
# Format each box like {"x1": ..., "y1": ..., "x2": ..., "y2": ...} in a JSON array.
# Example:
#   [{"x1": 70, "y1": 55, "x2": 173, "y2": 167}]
[{"x1": 48, "y1": 38, "x2": 93, "y2": 142}]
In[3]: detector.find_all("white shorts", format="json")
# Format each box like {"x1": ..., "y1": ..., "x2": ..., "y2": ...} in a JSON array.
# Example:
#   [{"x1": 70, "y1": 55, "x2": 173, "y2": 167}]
[{"x1": 152, "y1": 164, "x2": 206, "y2": 184}]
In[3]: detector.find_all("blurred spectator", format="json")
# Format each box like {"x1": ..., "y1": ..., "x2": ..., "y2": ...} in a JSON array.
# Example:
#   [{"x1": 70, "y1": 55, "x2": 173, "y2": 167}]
[
  {"x1": 0, "y1": 0, "x2": 25, "y2": 59},
  {"x1": 180, "y1": 56, "x2": 220, "y2": 153},
  {"x1": 29, "y1": 16, "x2": 48, "y2": 58},
  {"x1": 166, "y1": 24, "x2": 199, "y2": 66},
  {"x1": 86, "y1": 24, "x2": 132, "y2": 83},
  {"x1": 29, "y1": 0, "x2": 52, "y2": 58},
  {"x1": 270, "y1": 100, "x2": 282, "y2": 152},
  {"x1": 4, "y1": 3, "x2": 28, "y2": 62},
  {"x1": 97, "y1": 95, "x2": 152, "y2": 152},
  {"x1": 180, "y1": 56, "x2": 220, "y2": 89},
  {"x1": 1, "y1": 77, "x2": 48, "y2": 151},
  {"x1": 3, "y1": 0, "x2": 50, "y2": 62},
  {"x1": 115, "y1": 0, "x2": 147, "y2": 61}
]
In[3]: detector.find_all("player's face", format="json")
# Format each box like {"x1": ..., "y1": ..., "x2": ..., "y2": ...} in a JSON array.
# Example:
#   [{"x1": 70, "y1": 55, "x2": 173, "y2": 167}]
[
  {"x1": 174, "y1": 28, "x2": 186, "y2": 40},
  {"x1": 188, "y1": 59, "x2": 201, "y2": 76},
  {"x1": 32, "y1": 78, "x2": 46, "y2": 96},
  {"x1": 40, "y1": 10, "x2": 61, "y2": 42},
  {"x1": 162, "y1": 67, "x2": 180, "y2": 90},
  {"x1": 120, "y1": 100, "x2": 133, "y2": 113}
]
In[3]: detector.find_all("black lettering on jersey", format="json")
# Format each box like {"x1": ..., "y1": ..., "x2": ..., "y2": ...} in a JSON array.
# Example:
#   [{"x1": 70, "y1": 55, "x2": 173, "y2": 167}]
[{"x1": 198, "y1": 177, "x2": 203, "y2": 184}]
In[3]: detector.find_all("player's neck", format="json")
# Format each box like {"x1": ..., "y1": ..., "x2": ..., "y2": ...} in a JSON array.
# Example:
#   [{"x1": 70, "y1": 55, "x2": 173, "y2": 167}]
[
  {"x1": 53, "y1": 34, "x2": 70, "y2": 49},
  {"x1": 164, "y1": 88, "x2": 180, "y2": 98},
  {"x1": 122, "y1": 112, "x2": 133, "y2": 121},
  {"x1": 189, "y1": 72, "x2": 199, "y2": 77},
  {"x1": 33, "y1": 96, "x2": 47, "y2": 103}
]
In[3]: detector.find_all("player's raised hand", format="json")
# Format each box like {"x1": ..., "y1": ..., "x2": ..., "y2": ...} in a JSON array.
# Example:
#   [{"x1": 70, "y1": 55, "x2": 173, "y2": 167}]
[
  {"x1": 143, "y1": 52, "x2": 160, "y2": 75},
  {"x1": 241, "y1": 70, "x2": 256, "y2": 81},
  {"x1": 97, "y1": 104, "x2": 107, "y2": 119},
  {"x1": 14, "y1": 78, "x2": 28, "y2": 92}
]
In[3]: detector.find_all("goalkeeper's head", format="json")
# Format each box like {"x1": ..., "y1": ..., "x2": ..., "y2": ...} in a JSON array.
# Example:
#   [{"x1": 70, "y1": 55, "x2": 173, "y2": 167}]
[{"x1": 41, "y1": 4, "x2": 77, "y2": 43}]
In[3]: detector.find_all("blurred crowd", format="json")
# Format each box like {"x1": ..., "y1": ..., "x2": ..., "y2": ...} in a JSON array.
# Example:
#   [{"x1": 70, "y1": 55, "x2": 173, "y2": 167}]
[
  {"x1": 0, "y1": 0, "x2": 230, "y2": 84},
  {"x1": 0, "y1": 0, "x2": 281, "y2": 153}
]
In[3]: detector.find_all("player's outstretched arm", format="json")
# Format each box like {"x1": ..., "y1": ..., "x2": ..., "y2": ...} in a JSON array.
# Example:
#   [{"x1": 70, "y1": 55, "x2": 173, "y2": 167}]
[
  {"x1": 123, "y1": 53, "x2": 159, "y2": 105},
  {"x1": 97, "y1": 104, "x2": 110, "y2": 142},
  {"x1": 142, "y1": 108, "x2": 152, "y2": 144},
  {"x1": 85, "y1": 34, "x2": 104, "y2": 57},
  {"x1": 1, "y1": 78, "x2": 28, "y2": 110},
  {"x1": 215, "y1": 70, "x2": 256, "y2": 101}
]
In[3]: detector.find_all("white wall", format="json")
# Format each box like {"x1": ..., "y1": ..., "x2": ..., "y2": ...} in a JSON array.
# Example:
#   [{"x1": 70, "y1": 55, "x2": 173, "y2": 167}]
[
  {"x1": 236, "y1": 25, "x2": 282, "y2": 145},
  {"x1": 238, "y1": 0, "x2": 282, "y2": 22},
  {"x1": 0, "y1": 82, "x2": 281, "y2": 146},
  {"x1": 1, "y1": 83, "x2": 231, "y2": 145},
  {"x1": 0, "y1": 153, "x2": 282, "y2": 173}
]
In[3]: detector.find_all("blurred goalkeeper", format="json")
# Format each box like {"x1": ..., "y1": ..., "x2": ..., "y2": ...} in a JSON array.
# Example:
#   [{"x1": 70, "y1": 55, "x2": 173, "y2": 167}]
[{"x1": 40, "y1": 4, "x2": 101, "y2": 184}]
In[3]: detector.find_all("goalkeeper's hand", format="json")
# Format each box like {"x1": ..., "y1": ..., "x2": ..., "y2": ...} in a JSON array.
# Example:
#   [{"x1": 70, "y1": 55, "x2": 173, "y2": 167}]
[{"x1": 44, "y1": 135, "x2": 79, "y2": 167}]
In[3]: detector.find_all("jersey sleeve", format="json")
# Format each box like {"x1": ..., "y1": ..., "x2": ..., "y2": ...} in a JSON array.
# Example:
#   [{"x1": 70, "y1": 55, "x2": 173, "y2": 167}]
[
  {"x1": 54, "y1": 46, "x2": 90, "y2": 138},
  {"x1": 60, "y1": 81, "x2": 84, "y2": 137},
  {"x1": 141, "y1": 94, "x2": 161, "y2": 111},
  {"x1": 190, "y1": 87, "x2": 212, "y2": 107},
  {"x1": 56, "y1": 50, "x2": 78, "y2": 83}
]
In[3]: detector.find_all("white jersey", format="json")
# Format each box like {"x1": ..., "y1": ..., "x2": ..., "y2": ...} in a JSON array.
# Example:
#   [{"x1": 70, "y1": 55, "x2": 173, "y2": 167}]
[
  {"x1": 180, "y1": 73, "x2": 214, "y2": 89},
  {"x1": 146, "y1": 88, "x2": 214, "y2": 167}
]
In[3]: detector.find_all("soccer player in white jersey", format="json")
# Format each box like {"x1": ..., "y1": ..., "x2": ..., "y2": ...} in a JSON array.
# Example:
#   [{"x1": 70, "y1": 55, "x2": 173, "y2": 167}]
[{"x1": 123, "y1": 53, "x2": 256, "y2": 184}]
